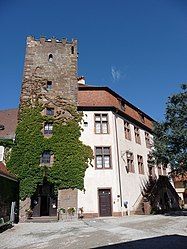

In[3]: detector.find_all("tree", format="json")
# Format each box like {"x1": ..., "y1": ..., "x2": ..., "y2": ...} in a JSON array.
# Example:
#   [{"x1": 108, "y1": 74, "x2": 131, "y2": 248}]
[{"x1": 153, "y1": 84, "x2": 187, "y2": 174}]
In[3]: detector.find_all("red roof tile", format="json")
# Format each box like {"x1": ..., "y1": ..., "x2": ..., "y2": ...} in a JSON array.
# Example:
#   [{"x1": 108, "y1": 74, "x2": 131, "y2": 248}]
[
  {"x1": 0, "y1": 109, "x2": 18, "y2": 139},
  {"x1": 78, "y1": 85, "x2": 154, "y2": 131},
  {"x1": 0, "y1": 162, "x2": 9, "y2": 174},
  {"x1": 0, "y1": 85, "x2": 154, "y2": 135},
  {"x1": 0, "y1": 162, "x2": 17, "y2": 179}
]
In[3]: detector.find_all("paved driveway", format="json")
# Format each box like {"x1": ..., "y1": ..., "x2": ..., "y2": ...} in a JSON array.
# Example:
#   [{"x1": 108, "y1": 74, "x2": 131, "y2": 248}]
[{"x1": 0, "y1": 215, "x2": 187, "y2": 249}]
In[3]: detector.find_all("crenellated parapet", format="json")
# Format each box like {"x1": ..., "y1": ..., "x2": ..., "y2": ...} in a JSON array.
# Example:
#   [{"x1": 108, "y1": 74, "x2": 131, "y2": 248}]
[{"x1": 27, "y1": 35, "x2": 77, "y2": 45}]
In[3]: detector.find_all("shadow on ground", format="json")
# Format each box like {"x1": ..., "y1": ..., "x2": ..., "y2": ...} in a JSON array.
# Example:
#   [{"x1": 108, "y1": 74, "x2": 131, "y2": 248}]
[
  {"x1": 0, "y1": 224, "x2": 13, "y2": 233},
  {"x1": 93, "y1": 235, "x2": 187, "y2": 249},
  {"x1": 164, "y1": 209, "x2": 187, "y2": 216}
]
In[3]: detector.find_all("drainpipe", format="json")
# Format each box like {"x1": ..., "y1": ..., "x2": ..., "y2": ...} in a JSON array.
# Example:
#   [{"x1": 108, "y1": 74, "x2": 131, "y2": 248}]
[{"x1": 114, "y1": 112, "x2": 123, "y2": 214}]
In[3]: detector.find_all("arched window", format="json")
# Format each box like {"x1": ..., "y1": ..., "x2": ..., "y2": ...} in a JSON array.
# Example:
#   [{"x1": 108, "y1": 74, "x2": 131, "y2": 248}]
[{"x1": 48, "y1": 54, "x2": 53, "y2": 62}]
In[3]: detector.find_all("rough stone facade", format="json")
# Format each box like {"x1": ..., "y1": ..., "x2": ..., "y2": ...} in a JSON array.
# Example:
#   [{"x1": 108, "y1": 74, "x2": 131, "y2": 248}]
[
  {"x1": 20, "y1": 36, "x2": 78, "y2": 107},
  {"x1": 19, "y1": 197, "x2": 31, "y2": 222},
  {"x1": 18, "y1": 36, "x2": 78, "y2": 219},
  {"x1": 58, "y1": 189, "x2": 78, "y2": 211}
]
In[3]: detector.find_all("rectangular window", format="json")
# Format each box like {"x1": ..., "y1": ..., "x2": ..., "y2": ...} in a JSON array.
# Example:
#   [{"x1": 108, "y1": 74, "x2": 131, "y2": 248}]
[
  {"x1": 95, "y1": 147, "x2": 111, "y2": 169},
  {"x1": 44, "y1": 122, "x2": 53, "y2": 135},
  {"x1": 145, "y1": 132, "x2": 151, "y2": 148},
  {"x1": 126, "y1": 152, "x2": 134, "y2": 173},
  {"x1": 41, "y1": 151, "x2": 51, "y2": 164},
  {"x1": 158, "y1": 164, "x2": 162, "y2": 175},
  {"x1": 134, "y1": 126, "x2": 141, "y2": 144},
  {"x1": 137, "y1": 155, "x2": 144, "y2": 174},
  {"x1": 124, "y1": 121, "x2": 131, "y2": 140},
  {"x1": 46, "y1": 108, "x2": 54, "y2": 116},
  {"x1": 95, "y1": 114, "x2": 109, "y2": 134},
  {"x1": 148, "y1": 154, "x2": 155, "y2": 178},
  {"x1": 84, "y1": 121, "x2": 88, "y2": 127},
  {"x1": 47, "y1": 81, "x2": 52, "y2": 90}
]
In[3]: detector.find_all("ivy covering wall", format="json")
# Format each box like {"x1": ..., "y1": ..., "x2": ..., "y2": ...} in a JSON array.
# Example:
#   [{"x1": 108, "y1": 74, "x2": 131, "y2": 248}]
[{"x1": 7, "y1": 103, "x2": 93, "y2": 200}]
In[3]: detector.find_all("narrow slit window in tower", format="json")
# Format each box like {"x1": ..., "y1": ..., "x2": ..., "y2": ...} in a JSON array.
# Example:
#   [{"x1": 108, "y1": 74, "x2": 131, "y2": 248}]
[
  {"x1": 71, "y1": 46, "x2": 74, "y2": 54},
  {"x1": 48, "y1": 54, "x2": 53, "y2": 62}
]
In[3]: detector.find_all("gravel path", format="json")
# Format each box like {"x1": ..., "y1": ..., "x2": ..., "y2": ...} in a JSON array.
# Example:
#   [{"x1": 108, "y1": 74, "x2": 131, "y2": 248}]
[{"x1": 0, "y1": 215, "x2": 187, "y2": 249}]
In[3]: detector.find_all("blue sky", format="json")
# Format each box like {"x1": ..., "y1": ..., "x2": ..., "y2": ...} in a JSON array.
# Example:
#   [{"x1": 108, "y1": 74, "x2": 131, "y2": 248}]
[{"x1": 0, "y1": 0, "x2": 187, "y2": 121}]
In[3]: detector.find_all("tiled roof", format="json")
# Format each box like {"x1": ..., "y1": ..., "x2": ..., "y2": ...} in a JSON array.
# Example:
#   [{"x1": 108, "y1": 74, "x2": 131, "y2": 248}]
[
  {"x1": 78, "y1": 85, "x2": 154, "y2": 131},
  {"x1": 0, "y1": 162, "x2": 17, "y2": 179},
  {"x1": 0, "y1": 85, "x2": 154, "y2": 134},
  {"x1": 0, "y1": 109, "x2": 18, "y2": 139}
]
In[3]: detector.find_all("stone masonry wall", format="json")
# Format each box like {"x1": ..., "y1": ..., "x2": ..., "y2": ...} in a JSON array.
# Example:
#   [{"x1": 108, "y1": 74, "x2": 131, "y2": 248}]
[
  {"x1": 19, "y1": 36, "x2": 79, "y2": 218},
  {"x1": 58, "y1": 189, "x2": 78, "y2": 211},
  {"x1": 20, "y1": 36, "x2": 78, "y2": 106}
]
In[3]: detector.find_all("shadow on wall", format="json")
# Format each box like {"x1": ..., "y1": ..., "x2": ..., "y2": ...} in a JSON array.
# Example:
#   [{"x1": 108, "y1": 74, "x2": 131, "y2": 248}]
[
  {"x1": 142, "y1": 176, "x2": 180, "y2": 214},
  {"x1": 93, "y1": 235, "x2": 187, "y2": 249}
]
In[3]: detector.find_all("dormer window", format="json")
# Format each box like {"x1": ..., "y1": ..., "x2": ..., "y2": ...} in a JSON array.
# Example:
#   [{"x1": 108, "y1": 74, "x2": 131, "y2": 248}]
[
  {"x1": 120, "y1": 101, "x2": 126, "y2": 111},
  {"x1": 138, "y1": 112, "x2": 145, "y2": 123},
  {"x1": 118, "y1": 99, "x2": 125, "y2": 111},
  {"x1": 47, "y1": 81, "x2": 52, "y2": 90},
  {"x1": 48, "y1": 54, "x2": 53, "y2": 62}
]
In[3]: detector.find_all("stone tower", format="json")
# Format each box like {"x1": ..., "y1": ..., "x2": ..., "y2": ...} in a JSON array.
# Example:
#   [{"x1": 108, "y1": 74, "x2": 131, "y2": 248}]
[
  {"x1": 20, "y1": 36, "x2": 78, "y2": 106},
  {"x1": 18, "y1": 36, "x2": 79, "y2": 220}
]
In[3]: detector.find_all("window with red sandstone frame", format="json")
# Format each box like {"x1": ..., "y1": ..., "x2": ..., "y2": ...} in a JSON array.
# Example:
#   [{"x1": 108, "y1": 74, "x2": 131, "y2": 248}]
[{"x1": 95, "y1": 147, "x2": 111, "y2": 169}]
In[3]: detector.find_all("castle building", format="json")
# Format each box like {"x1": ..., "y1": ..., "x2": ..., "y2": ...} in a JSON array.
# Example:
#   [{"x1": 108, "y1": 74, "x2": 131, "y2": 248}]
[
  {"x1": 0, "y1": 36, "x2": 179, "y2": 220},
  {"x1": 77, "y1": 83, "x2": 170, "y2": 217}
]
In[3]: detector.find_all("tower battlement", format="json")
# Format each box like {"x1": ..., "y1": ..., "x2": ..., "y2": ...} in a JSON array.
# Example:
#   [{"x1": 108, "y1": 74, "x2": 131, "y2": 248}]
[{"x1": 27, "y1": 35, "x2": 77, "y2": 45}]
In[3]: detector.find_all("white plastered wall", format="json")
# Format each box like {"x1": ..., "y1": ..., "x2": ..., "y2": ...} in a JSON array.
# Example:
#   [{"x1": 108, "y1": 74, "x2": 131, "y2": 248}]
[
  {"x1": 0, "y1": 146, "x2": 4, "y2": 162},
  {"x1": 78, "y1": 111, "x2": 122, "y2": 214},
  {"x1": 115, "y1": 114, "x2": 151, "y2": 212},
  {"x1": 78, "y1": 110, "x2": 164, "y2": 215}
]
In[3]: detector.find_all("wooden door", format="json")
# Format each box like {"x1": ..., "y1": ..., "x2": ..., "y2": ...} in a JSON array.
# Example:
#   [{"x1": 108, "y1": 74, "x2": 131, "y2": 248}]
[
  {"x1": 40, "y1": 196, "x2": 50, "y2": 216},
  {"x1": 31, "y1": 182, "x2": 58, "y2": 217},
  {"x1": 98, "y1": 189, "x2": 112, "y2": 216}
]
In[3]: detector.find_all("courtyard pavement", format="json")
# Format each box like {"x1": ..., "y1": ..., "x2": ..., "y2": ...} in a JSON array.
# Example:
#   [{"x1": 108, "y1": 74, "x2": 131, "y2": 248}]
[{"x1": 0, "y1": 214, "x2": 187, "y2": 249}]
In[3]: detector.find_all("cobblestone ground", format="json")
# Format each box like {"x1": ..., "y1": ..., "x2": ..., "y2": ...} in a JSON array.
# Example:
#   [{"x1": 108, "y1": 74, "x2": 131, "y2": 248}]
[{"x1": 0, "y1": 215, "x2": 187, "y2": 249}]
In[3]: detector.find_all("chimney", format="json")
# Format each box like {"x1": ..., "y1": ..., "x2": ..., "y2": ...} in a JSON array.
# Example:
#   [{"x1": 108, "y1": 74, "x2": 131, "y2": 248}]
[{"x1": 77, "y1": 76, "x2": 85, "y2": 85}]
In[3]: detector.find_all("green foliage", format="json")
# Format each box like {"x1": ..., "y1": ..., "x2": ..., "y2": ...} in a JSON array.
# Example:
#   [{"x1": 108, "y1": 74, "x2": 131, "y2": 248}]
[
  {"x1": 7, "y1": 105, "x2": 93, "y2": 200},
  {"x1": 153, "y1": 84, "x2": 187, "y2": 173},
  {"x1": 0, "y1": 139, "x2": 14, "y2": 147}
]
